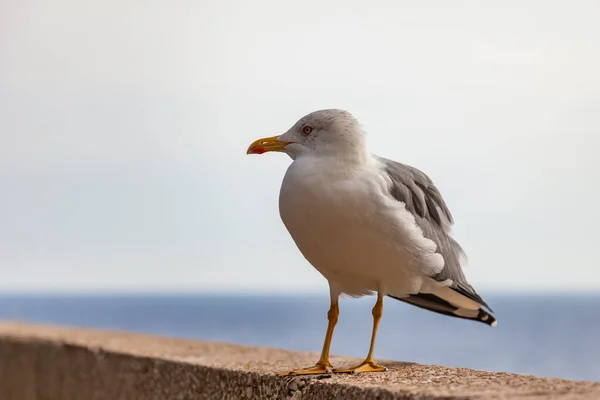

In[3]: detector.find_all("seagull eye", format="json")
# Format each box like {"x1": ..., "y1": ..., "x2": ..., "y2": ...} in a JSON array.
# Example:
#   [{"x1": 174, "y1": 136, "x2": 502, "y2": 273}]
[{"x1": 302, "y1": 126, "x2": 313, "y2": 135}]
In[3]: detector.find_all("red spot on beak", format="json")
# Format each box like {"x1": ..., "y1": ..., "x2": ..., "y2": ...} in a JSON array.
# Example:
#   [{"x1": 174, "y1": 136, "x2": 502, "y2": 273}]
[{"x1": 254, "y1": 145, "x2": 265, "y2": 154}]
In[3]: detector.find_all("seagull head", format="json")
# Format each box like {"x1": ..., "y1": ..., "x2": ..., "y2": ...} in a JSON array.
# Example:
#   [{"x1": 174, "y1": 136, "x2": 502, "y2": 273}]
[{"x1": 246, "y1": 109, "x2": 367, "y2": 160}]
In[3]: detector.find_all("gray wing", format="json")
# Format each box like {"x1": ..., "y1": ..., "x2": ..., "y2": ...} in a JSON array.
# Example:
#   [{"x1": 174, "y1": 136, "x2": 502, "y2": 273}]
[{"x1": 377, "y1": 156, "x2": 492, "y2": 311}]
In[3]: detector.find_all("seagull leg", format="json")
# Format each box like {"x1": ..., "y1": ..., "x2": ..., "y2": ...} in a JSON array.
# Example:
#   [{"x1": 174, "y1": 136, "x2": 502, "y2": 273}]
[
  {"x1": 334, "y1": 293, "x2": 387, "y2": 374},
  {"x1": 279, "y1": 296, "x2": 339, "y2": 376}
]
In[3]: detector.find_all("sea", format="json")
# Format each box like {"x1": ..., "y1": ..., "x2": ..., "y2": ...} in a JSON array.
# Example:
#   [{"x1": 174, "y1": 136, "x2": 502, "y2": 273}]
[{"x1": 0, "y1": 293, "x2": 598, "y2": 382}]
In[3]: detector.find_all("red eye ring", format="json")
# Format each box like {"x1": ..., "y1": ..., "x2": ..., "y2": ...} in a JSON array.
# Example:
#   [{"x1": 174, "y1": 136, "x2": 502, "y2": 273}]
[{"x1": 302, "y1": 126, "x2": 313, "y2": 135}]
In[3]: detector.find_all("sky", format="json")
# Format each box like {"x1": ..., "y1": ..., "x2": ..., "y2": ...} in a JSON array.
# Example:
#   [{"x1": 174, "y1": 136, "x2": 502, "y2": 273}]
[{"x1": 1, "y1": 0, "x2": 599, "y2": 293}]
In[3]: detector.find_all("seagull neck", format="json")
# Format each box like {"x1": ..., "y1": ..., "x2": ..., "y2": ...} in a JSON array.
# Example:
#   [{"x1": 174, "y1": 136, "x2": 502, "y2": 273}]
[
  {"x1": 331, "y1": 146, "x2": 371, "y2": 166},
  {"x1": 306, "y1": 149, "x2": 372, "y2": 174},
  {"x1": 314, "y1": 141, "x2": 370, "y2": 166},
  {"x1": 337, "y1": 151, "x2": 371, "y2": 166}
]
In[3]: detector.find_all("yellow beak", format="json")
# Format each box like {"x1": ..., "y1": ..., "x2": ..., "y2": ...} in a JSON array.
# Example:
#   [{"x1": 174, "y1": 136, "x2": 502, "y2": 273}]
[{"x1": 246, "y1": 135, "x2": 290, "y2": 155}]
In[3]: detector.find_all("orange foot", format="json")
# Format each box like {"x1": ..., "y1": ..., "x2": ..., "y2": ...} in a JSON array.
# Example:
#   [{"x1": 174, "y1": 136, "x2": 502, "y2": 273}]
[
  {"x1": 279, "y1": 362, "x2": 333, "y2": 376},
  {"x1": 334, "y1": 360, "x2": 387, "y2": 374}
]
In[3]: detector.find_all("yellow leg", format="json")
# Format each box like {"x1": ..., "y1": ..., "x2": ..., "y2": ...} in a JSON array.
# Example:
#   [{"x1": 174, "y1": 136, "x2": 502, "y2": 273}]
[
  {"x1": 280, "y1": 297, "x2": 339, "y2": 376},
  {"x1": 334, "y1": 293, "x2": 387, "y2": 374}
]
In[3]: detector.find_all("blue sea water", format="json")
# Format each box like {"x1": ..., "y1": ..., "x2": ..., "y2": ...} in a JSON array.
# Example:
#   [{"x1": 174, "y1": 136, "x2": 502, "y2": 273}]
[{"x1": 0, "y1": 293, "x2": 598, "y2": 382}]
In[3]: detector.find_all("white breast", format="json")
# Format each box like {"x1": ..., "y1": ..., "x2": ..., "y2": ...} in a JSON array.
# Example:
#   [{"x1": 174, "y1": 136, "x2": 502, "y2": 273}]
[{"x1": 278, "y1": 156, "x2": 444, "y2": 297}]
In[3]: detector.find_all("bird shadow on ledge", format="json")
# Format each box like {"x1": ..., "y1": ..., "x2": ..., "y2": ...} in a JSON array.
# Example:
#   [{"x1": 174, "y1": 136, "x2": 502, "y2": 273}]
[
  {"x1": 276, "y1": 361, "x2": 418, "y2": 381},
  {"x1": 380, "y1": 360, "x2": 419, "y2": 370}
]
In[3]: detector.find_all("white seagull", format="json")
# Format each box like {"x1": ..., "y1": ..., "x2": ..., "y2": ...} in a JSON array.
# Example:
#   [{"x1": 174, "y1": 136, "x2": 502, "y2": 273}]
[{"x1": 246, "y1": 109, "x2": 496, "y2": 376}]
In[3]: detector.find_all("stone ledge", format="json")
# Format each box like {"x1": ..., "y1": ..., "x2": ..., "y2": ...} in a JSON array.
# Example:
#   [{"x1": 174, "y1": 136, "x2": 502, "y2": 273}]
[{"x1": 0, "y1": 321, "x2": 598, "y2": 400}]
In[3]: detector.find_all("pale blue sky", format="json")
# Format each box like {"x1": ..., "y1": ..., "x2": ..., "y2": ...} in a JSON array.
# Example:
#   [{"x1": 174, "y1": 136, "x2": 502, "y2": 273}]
[{"x1": 1, "y1": 0, "x2": 599, "y2": 292}]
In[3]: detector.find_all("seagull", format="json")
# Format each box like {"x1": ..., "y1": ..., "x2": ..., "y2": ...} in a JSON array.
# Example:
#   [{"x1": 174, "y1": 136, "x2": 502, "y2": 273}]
[{"x1": 246, "y1": 109, "x2": 496, "y2": 376}]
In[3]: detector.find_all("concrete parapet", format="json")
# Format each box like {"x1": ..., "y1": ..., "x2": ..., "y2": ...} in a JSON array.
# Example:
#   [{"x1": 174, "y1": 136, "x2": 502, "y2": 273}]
[{"x1": 0, "y1": 321, "x2": 598, "y2": 399}]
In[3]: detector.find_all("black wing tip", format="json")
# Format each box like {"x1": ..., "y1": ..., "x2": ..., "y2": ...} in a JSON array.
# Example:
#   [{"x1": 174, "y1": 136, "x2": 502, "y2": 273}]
[
  {"x1": 389, "y1": 293, "x2": 498, "y2": 327},
  {"x1": 452, "y1": 284, "x2": 495, "y2": 314},
  {"x1": 476, "y1": 307, "x2": 497, "y2": 327}
]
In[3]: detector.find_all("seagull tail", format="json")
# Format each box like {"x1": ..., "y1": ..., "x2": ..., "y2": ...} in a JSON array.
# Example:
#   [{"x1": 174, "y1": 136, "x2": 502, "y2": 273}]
[{"x1": 388, "y1": 290, "x2": 497, "y2": 327}]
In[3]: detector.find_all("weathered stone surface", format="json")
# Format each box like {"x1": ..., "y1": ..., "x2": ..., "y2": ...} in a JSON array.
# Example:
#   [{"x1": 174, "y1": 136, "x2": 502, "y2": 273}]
[{"x1": 0, "y1": 321, "x2": 598, "y2": 399}]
